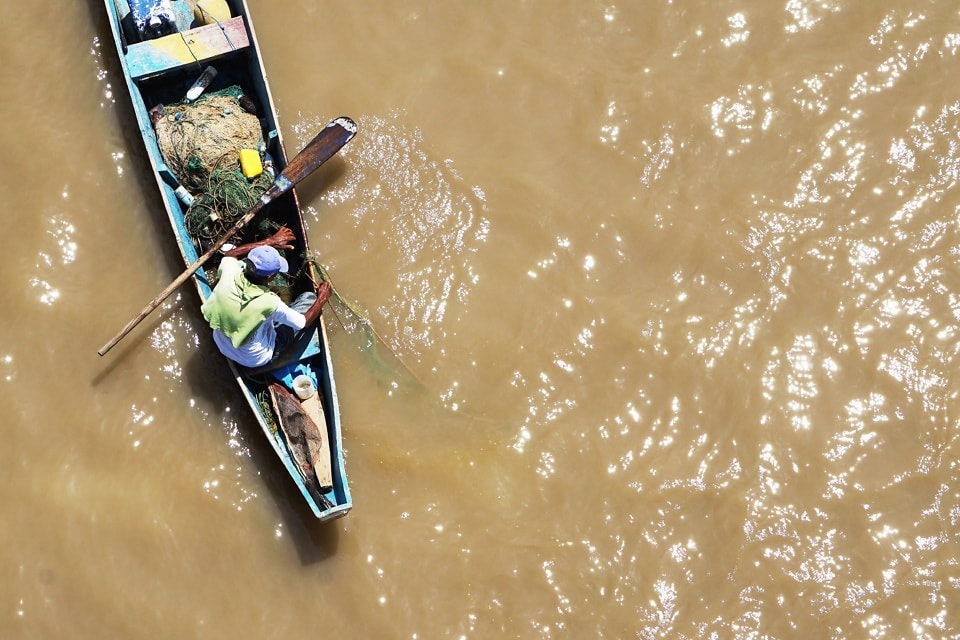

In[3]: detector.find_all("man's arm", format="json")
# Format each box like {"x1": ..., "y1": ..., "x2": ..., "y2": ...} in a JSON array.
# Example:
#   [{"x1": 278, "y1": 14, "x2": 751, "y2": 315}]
[
  {"x1": 301, "y1": 282, "x2": 333, "y2": 327},
  {"x1": 222, "y1": 227, "x2": 296, "y2": 258}
]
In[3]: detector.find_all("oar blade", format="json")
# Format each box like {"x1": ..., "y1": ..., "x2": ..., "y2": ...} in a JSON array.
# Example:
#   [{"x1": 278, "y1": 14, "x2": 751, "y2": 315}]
[{"x1": 280, "y1": 117, "x2": 358, "y2": 187}]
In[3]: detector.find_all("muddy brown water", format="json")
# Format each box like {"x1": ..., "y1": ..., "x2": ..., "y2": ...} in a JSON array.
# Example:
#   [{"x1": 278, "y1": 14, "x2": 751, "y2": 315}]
[{"x1": 3, "y1": 1, "x2": 960, "y2": 637}]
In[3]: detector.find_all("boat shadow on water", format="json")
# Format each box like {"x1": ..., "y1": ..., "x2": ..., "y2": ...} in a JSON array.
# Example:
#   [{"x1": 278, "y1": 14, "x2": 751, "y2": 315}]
[
  {"x1": 180, "y1": 325, "x2": 345, "y2": 565},
  {"x1": 91, "y1": 308, "x2": 343, "y2": 565}
]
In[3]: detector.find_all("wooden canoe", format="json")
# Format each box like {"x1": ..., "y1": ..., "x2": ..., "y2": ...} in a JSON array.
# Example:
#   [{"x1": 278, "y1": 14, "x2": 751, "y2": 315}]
[{"x1": 101, "y1": 0, "x2": 352, "y2": 521}]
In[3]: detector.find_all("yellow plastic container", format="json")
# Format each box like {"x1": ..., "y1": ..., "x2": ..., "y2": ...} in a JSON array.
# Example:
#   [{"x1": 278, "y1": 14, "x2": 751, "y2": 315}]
[
  {"x1": 193, "y1": 0, "x2": 231, "y2": 25},
  {"x1": 239, "y1": 149, "x2": 263, "y2": 179}
]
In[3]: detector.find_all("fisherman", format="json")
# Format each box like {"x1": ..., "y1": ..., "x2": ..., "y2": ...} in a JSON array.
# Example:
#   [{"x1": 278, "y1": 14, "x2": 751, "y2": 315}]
[{"x1": 201, "y1": 226, "x2": 332, "y2": 368}]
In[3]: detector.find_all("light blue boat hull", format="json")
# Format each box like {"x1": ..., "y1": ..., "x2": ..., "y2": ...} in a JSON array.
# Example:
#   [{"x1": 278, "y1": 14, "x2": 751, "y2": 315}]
[{"x1": 102, "y1": 0, "x2": 352, "y2": 521}]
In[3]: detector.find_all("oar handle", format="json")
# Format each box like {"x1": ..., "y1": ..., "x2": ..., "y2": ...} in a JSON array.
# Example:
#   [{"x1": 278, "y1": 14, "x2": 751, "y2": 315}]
[{"x1": 96, "y1": 199, "x2": 268, "y2": 356}]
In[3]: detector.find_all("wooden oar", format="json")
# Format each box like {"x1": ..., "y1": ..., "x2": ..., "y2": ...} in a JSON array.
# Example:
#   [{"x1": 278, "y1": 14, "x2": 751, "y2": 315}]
[{"x1": 97, "y1": 116, "x2": 358, "y2": 356}]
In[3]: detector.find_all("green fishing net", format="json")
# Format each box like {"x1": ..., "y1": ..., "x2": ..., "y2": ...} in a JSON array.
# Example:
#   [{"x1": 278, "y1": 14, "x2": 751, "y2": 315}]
[
  {"x1": 184, "y1": 167, "x2": 273, "y2": 241},
  {"x1": 154, "y1": 85, "x2": 272, "y2": 244}
]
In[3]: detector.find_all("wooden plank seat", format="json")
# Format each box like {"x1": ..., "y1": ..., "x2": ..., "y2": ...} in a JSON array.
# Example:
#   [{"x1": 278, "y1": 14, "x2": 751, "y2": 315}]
[{"x1": 125, "y1": 16, "x2": 249, "y2": 80}]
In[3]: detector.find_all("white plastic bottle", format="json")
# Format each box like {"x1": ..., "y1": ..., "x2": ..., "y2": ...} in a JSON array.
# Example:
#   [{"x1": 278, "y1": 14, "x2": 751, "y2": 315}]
[
  {"x1": 159, "y1": 170, "x2": 194, "y2": 207},
  {"x1": 185, "y1": 66, "x2": 217, "y2": 101}
]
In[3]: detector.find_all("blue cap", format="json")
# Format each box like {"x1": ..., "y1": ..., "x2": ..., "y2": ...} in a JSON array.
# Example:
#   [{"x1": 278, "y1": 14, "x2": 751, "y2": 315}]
[{"x1": 247, "y1": 245, "x2": 289, "y2": 277}]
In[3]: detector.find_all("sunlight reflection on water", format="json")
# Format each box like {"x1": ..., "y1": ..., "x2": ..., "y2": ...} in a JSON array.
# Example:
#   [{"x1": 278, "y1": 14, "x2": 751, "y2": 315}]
[{"x1": 12, "y1": 1, "x2": 960, "y2": 638}]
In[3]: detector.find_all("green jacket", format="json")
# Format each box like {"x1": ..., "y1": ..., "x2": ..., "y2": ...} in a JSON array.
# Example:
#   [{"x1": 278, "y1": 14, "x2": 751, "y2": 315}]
[{"x1": 201, "y1": 257, "x2": 280, "y2": 347}]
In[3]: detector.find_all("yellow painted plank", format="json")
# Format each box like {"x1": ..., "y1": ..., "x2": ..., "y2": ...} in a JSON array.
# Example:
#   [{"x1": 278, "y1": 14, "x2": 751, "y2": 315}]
[{"x1": 126, "y1": 16, "x2": 249, "y2": 79}]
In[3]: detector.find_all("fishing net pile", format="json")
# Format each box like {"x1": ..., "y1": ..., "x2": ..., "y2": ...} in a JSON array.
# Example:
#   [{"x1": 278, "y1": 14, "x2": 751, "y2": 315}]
[{"x1": 153, "y1": 86, "x2": 273, "y2": 243}]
